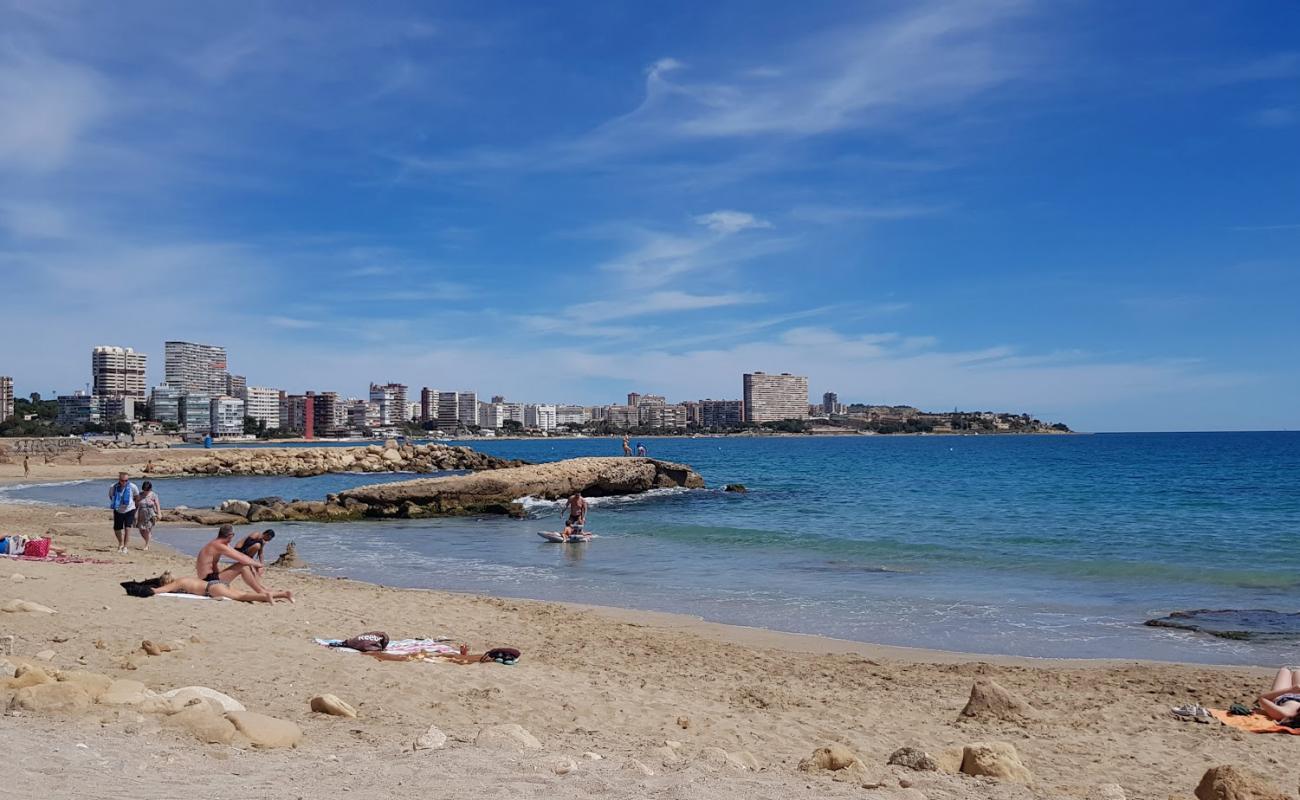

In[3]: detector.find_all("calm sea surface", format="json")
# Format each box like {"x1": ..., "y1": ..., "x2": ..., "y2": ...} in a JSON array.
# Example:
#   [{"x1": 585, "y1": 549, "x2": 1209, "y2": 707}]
[{"x1": 6, "y1": 433, "x2": 1297, "y2": 665}]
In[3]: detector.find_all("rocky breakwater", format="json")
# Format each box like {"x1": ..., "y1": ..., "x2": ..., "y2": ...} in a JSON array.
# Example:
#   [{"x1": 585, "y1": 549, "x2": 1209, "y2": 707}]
[
  {"x1": 149, "y1": 442, "x2": 521, "y2": 478},
  {"x1": 208, "y1": 457, "x2": 705, "y2": 522}
]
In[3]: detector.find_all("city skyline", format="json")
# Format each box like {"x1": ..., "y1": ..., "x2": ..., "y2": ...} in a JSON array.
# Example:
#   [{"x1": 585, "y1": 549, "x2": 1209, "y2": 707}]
[{"x1": 3, "y1": 3, "x2": 1298, "y2": 432}]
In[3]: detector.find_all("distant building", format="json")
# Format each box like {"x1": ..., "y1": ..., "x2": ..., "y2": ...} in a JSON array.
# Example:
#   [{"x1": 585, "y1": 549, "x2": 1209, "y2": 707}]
[
  {"x1": 742, "y1": 372, "x2": 809, "y2": 423},
  {"x1": 638, "y1": 394, "x2": 666, "y2": 406},
  {"x1": 281, "y1": 394, "x2": 312, "y2": 433},
  {"x1": 310, "y1": 391, "x2": 345, "y2": 437},
  {"x1": 626, "y1": 392, "x2": 640, "y2": 407},
  {"x1": 347, "y1": 399, "x2": 381, "y2": 431},
  {"x1": 458, "y1": 392, "x2": 479, "y2": 427},
  {"x1": 57, "y1": 392, "x2": 99, "y2": 426},
  {"x1": 226, "y1": 373, "x2": 247, "y2": 398},
  {"x1": 209, "y1": 396, "x2": 245, "y2": 436},
  {"x1": 0, "y1": 376, "x2": 12, "y2": 423},
  {"x1": 640, "y1": 403, "x2": 687, "y2": 429},
  {"x1": 243, "y1": 386, "x2": 281, "y2": 430},
  {"x1": 683, "y1": 401, "x2": 702, "y2": 427},
  {"x1": 525, "y1": 403, "x2": 556, "y2": 431},
  {"x1": 479, "y1": 401, "x2": 506, "y2": 429},
  {"x1": 369, "y1": 382, "x2": 408, "y2": 427},
  {"x1": 555, "y1": 404, "x2": 586, "y2": 427},
  {"x1": 436, "y1": 391, "x2": 461, "y2": 431},
  {"x1": 407, "y1": 402, "x2": 419, "y2": 422},
  {"x1": 149, "y1": 385, "x2": 182, "y2": 424},
  {"x1": 419, "y1": 387, "x2": 439, "y2": 423},
  {"x1": 164, "y1": 341, "x2": 228, "y2": 395},
  {"x1": 490, "y1": 395, "x2": 506, "y2": 404},
  {"x1": 178, "y1": 393, "x2": 212, "y2": 434},
  {"x1": 822, "y1": 392, "x2": 840, "y2": 416},
  {"x1": 587, "y1": 405, "x2": 608, "y2": 422},
  {"x1": 99, "y1": 396, "x2": 135, "y2": 423},
  {"x1": 91, "y1": 346, "x2": 148, "y2": 400},
  {"x1": 501, "y1": 402, "x2": 525, "y2": 425},
  {"x1": 700, "y1": 399, "x2": 745, "y2": 429},
  {"x1": 605, "y1": 405, "x2": 636, "y2": 429}
]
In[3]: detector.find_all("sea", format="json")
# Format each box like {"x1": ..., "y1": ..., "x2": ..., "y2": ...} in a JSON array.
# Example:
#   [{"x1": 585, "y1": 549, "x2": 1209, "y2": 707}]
[{"x1": 4, "y1": 432, "x2": 1297, "y2": 666}]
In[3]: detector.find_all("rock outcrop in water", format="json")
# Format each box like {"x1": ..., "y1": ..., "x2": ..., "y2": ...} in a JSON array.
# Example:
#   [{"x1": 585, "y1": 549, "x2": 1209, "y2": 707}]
[
  {"x1": 171, "y1": 457, "x2": 705, "y2": 523},
  {"x1": 144, "y1": 443, "x2": 521, "y2": 478},
  {"x1": 1144, "y1": 609, "x2": 1300, "y2": 641}
]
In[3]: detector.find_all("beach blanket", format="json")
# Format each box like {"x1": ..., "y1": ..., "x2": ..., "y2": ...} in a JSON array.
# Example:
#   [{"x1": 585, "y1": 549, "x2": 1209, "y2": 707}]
[
  {"x1": 1209, "y1": 708, "x2": 1300, "y2": 735},
  {"x1": 314, "y1": 637, "x2": 457, "y2": 656},
  {"x1": 2, "y1": 553, "x2": 113, "y2": 565}
]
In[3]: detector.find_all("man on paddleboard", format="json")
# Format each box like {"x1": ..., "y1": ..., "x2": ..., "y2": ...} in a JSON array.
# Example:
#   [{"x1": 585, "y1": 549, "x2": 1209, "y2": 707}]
[{"x1": 562, "y1": 492, "x2": 588, "y2": 541}]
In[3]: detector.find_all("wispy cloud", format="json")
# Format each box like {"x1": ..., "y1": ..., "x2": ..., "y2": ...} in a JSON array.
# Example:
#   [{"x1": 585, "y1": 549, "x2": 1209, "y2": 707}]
[
  {"x1": 788, "y1": 204, "x2": 949, "y2": 225},
  {"x1": 567, "y1": 290, "x2": 764, "y2": 323},
  {"x1": 1205, "y1": 52, "x2": 1300, "y2": 85},
  {"x1": 0, "y1": 46, "x2": 110, "y2": 172},
  {"x1": 692, "y1": 210, "x2": 771, "y2": 234}
]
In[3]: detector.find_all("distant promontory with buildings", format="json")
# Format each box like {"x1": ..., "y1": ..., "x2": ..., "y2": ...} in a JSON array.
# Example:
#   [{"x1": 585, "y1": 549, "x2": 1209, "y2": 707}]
[{"x1": 0, "y1": 343, "x2": 1070, "y2": 441}]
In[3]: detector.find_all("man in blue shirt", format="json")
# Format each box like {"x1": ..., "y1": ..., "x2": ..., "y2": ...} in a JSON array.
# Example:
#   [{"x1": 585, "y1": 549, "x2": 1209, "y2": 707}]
[{"x1": 109, "y1": 472, "x2": 140, "y2": 555}]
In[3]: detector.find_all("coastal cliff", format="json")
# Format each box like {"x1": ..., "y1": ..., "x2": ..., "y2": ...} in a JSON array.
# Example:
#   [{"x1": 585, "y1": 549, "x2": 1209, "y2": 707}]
[
  {"x1": 168, "y1": 457, "x2": 706, "y2": 524},
  {"x1": 143, "y1": 443, "x2": 522, "y2": 478}
]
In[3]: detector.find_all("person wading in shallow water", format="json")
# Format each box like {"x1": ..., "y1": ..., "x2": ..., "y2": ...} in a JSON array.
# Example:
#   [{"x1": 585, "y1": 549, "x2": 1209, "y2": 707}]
[
  {"x1": 561, "y1": 492, "x2": 588, "y2": 542},
  {"x1": 622, "y1": 435, "x2": 632, "y2": 456}
]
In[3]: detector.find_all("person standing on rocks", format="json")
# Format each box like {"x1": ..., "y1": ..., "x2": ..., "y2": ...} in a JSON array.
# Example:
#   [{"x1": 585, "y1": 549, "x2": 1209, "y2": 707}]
[{"x1": 109, "y1": 471, "x2": 141, "y2": 555}]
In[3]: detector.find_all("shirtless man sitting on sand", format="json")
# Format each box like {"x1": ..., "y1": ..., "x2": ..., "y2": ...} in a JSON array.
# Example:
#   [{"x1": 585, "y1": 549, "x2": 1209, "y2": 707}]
[
  {"x1": 149, "y1": 574, "x2": 290, "y2": 604},
  {"x1": 196, "y1": 525, "x2": 293, "y2": 603}
]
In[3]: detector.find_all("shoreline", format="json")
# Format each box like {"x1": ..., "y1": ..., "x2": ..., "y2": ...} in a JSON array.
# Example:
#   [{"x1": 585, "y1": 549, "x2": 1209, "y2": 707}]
[{"x1": 2, "y1": 463, "x2": 1299, "y2": 797}]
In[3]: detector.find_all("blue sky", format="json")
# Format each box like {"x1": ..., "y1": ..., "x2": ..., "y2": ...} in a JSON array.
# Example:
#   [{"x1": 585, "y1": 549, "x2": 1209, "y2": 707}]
[{"x1": 1, "y1": 1, "x2": 1297, "y2": 431}]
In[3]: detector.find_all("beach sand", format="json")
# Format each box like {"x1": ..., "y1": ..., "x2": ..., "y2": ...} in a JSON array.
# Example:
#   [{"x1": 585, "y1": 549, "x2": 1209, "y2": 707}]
[{"x1": 0, "y1": 459, "x2": 1297, "y2": 799}]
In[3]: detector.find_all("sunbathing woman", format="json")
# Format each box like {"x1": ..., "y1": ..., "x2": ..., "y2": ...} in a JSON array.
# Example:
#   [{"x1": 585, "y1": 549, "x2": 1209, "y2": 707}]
[
  {"x1": 150, "y1": 574, "x2": 293, "y2": 604},
  {"x1": 1257, "y1": 666, "x2": 1300, "y2": 723}
]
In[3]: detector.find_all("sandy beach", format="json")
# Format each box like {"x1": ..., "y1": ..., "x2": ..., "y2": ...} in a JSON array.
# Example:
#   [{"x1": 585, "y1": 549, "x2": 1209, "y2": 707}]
[{"x1": 1, "y1": 456, "x2": 1297, "y2": 800}]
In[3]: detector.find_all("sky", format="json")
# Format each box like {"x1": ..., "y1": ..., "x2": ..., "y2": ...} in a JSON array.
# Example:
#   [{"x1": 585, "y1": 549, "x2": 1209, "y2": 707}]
[{"x1": 1, "y1": 1, "x2": 1297, "y2": 432}]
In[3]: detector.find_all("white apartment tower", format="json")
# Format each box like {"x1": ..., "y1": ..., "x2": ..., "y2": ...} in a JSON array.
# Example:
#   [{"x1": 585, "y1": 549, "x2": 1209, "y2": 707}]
[
  {"x1": 209, "y1": 396, "x2": 245, "y2": 436},
  {"x1": 91, "y1": 346, "x2": 148, "y2": 400},
  {"x1": 457, "y1": 391, "x2": 479, "y2": 427},
  {"x1": 0, "y1": 376, "x2": 13, "y2": 423},
  {"x1": 243, "y1": 386, "x2": 281, "y2": 430},
  {"x1": 742, "y1": 372, "x2": 809, "y2": 423},
  {"x1": 164, "y1": 341, "x2": 228, "y2": 395},
  {"x1": 369, "y1": 382, "x2": 408, "y2": 426}
]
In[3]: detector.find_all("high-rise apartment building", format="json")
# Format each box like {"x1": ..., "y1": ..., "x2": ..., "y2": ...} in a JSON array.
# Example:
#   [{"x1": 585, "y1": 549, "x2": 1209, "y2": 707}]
[
  {"x1": 639, "y1": 403, "x2": 687, "y2": 429},
  {"x1": 0, "y1": 376, "x2": 12, "y2": 424},
  {"x1": 310, "y1": 391, "x2": 345, "y2": 437},
  {"x1": 209, "y1": 396, "x2": 245, "y2": 436},
  {"x1": 525, "y1": 404, "x2": 556, "y2": 431},
  {"x1": 501, "y1": 402, "x2": 525, "y2": 425},
  {"x1": 479, "y1": 401, "x2": 505, "y2": 429},
  {"x1": 742, "y1": 372, "x2": 809, "y2": 423},
  {"x1": 700, "y1": 399, "x2": 745, "y2": 429},
  {"x1": 627, "y1": 392, "x2": 641, "y2": 407},
  {"x1": 457, "y1": 392, "x2": 479, "y2": 427},
  {"x1": 436, "y1": 391, "x2": 461, "y2": 431},
  {"x1": 419, "y1": 388, "x2": 439, "y2": 423},
  {"x1": 164, "y1": 341, "x2": 228, "y2": 395},
  {"x1": 347, "y1": 400, "x2": 380, "y2": 431},
  {"x1": 178, "y1": 393, "x2": 212, "y2": 434},
  {"x1": 91, "y1": 346, "x2": 148, "y2": 400},
  {"x1": 555, "y1": 405, "x2": 587, "y2": 427},
  {"x1": 369, "y1": 382, "x2": 408, "y2": 426},
  {"x1": 821, "y1": 392, "x2": 841, "y2": 416},
  {"x1": 243, "y1": 386, "x2": 281, "y2": 430},
  {"x1": 57, "y1": 392, "x2": 99, "y2": 426},
  {"x1": 149, "y1": 385, "x2": 182, "y2": 424},
  {"x1": 281, "y1": 394, "x2": 311, "y2": 433},
  {"x1": 226, "y1": 373, "x2": 247, "y2": 398}
]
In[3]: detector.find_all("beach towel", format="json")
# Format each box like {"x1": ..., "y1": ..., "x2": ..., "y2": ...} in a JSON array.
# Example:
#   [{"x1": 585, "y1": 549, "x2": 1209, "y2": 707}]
[
  {"x1": 1209, "y1": 708, "x2": 1300, "y2": 734},
  {"x1": 155, "y1": 592, "x2": 228, "y2": 602},
  {"x1": 314, "y1": 637, "x2": 458, "y2": 656},
  {"x1": 3, "y1": 553, "x2": 112, "y2": 565}
]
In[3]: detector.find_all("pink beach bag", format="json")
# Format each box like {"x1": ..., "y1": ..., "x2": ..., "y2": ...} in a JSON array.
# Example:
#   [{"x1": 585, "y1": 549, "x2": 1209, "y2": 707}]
[{"x1": 23, "y1": 538, "x2": 50, "y2": 558}]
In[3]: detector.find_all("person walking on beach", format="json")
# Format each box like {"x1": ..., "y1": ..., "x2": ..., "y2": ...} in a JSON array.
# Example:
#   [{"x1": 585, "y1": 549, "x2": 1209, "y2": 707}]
[
  {"x1": 196, "y1": 525, "x2": 290, "y2": 601},
  {"x1": 22, "y1": 456, "x2": 28, "y2": 477},
  {"x1": 636, "y1": 442, "x2": 647, "y2": 457},
  {"x1": 109, "y1": 472, "x2": 140, "y2": 555},
  {"x1": 135, "y1": 480, "x2": 161, "y2": 552},
  {"x1": 561, "y1": 492, "x2": 588, "y2": 541},
  {"x1": 621, "y1": 435, "x2": 632, "y2": 456}
]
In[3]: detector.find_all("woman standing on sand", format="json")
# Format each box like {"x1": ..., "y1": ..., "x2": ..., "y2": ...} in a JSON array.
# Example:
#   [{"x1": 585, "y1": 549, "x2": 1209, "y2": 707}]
[{"x1": 135, "y1": 480, "x2": 161, "y2": 552}]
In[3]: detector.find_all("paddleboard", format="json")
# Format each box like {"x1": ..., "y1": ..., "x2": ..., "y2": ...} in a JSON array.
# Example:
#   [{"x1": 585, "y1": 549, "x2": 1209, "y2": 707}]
[{"x1": 537, "y1": 531, "x2": 594, "y2": 543}]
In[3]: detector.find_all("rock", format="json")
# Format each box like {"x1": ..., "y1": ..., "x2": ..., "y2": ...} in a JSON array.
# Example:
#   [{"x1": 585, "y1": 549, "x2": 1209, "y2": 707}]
[
  {"x1": 161, "y1": 686, "x2": 245, "y2": 714},
  {"x1": 1194, "y1": 765, "x2": 1291, "y2": 800},
  {"x1": 960, "y1": 742, "x2": 1033, "y2": 784},
  {"x1": 623, "y1": 758, "x2": 655, "y2": 777},
  {"x1": 100, "y1": 679, "x2": 151, "y2": 706},
  {"x1": 698, "y1": 746, "x2": 749, "y2": 771},
  {"x1": 888, "y1": 746, "x2": 939, "y2": 771},
  {"x1": 959, "y1": 679, "x2": 1035, "y2": 722},
  {"x1": 1092, "y1": 784, "x2": 1127, "y2": 800},
  {"x1": 734, "y1": 751, "x2": 762, "y2": 771},
  {"x1": 7, "y1": 664, "x2": 54, "y2": 689},
  {"x1": 226, "y1": 711, "x2": 303, "y2": 748},
  {"x1": 34, "y1": 650, "x2": 55, "y2": 661},
  {"x1": 413, "y1": 724, "x2": 447, "y2": 751},
  {"x1": 474, "y1": 723, "x2": 542, "y2": 750},
  {"x1": 1, "y1": 599, "x2": 56, "y2": 614},
  {"x1": 140, "y1": 640, "x2": 163, "y2": 657},
  {"x1": 553, "y1": 757, "x2": 578, "y2": 775},
  {"x1": 10, "y1": 681, "x2": 93, "y2": 712},
  {"x1": 799, "y1": 743, "x2": 863, "y2": 772},
  {"x1": 165, "y1": 706, "x2": 237, "y2": 744},
  {"x1": 9, "y1": 574, "x2": 23, "y2": 582},
  {"x1": 56, "y1": 670, "x2": 113, "y2": 700},
  {"x1": 724, "y1": 483, "x2": 748, "y2": 493},
  {"x1": 219, "y1": 499, "x2": 251, "y2": 517},
  {"x1": 583, "y1": 752, "x2": 603, "y2": 761},
  {"x1": 0, "y1": 661, "x2": 15, "y2": 679},
  {"x1": 677, "y1": 715, "x2": 691, "y2": 729},
  {"x1": 310, "y1": 694, "x2": 357, "y2": 718}
]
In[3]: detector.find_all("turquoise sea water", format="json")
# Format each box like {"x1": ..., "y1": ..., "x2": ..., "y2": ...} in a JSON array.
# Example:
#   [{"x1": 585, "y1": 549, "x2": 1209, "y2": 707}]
[{"x1": 5, "y1": 433, "x2": 1297, "y2": 665}]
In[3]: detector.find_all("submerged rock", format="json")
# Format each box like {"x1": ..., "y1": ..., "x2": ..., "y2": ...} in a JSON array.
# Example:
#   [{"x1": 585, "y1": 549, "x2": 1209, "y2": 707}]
[{"x1": 1144, "y1": 609, "x2": 1300, "y2": 641}]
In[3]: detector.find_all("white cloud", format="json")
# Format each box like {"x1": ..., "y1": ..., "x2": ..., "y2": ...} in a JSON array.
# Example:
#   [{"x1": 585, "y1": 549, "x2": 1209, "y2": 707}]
[
  {"x1": 0, "y1": 48, "x2": 109, "y2": 172},
  {"x1": 567, "y1": 290, "x2": 763, "y2": 322},
  {"x1": 789, "y1": 204, "x2": 948, "y2": 224},
  {"x1": 693, "y1": 210, "x2": 771, "y2": 234}
]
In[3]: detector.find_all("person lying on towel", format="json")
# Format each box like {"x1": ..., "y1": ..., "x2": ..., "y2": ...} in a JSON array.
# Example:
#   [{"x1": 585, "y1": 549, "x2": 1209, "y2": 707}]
[{"x1": 122, "y1": 573, "x2": 292, "y2": 604}]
